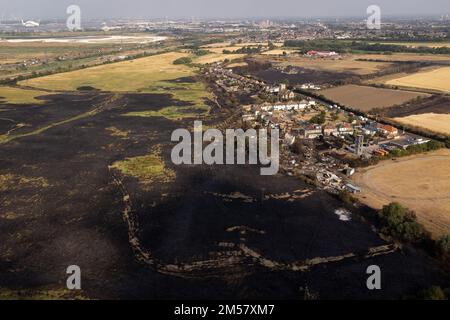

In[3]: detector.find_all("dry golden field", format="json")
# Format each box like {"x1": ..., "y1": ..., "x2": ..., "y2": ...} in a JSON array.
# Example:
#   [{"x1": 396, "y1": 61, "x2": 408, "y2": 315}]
[
  {"x1": 394, "y1": 113, "x2": 450, "y2": 136},
  {"x1": 385, "y1": 67, "x2": 450, "y2": 93},
  {"x1": 0, "y1": 86, "x2": 51, "y2": 104},
  {"x1": 205, "y1": 46, "x2": 248, "y2": 54},
  {"x1": 20, "y1": 52, "x2": 193, "y2": 92},
  {"x1": 352, "y1": 149, "x2": 450, "y2": 237},
  {"x1": 227, "y1": 62, "x2": 248, "y2": 68},
  {"x1": 261, "y1": 49, "x2": 298, "y2": 56},
  {"x1": 19, "y1": 52, "x2": 212, "y2": 106},
  {"x1": 194, "y1": 53, "x2": 245, "y2": 64},
  {"x1": 319, "y1": 85, "x2": 429, "y2": 111},
  {"x1": 272, "y1": 55, "x2": 393, "y2": 75},
  {"x1": 357, "y1": 53, "x2": 450, "y2": 63}
]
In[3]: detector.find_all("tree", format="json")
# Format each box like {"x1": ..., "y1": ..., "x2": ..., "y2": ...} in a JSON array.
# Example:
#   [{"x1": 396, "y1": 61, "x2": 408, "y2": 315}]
[
  {"x1": 437, "y1": 234, "x2": 450, "y2": 256},
  {"x1": 310, "y1": 111, "x2": 326, "y2": 125},
  {"x1": 331, "y1": 112, "x2": 339, "y2": 121},
  {"x1": 173, "y1": 57, "x2": 192, "y2": 65},
  {"x1": 378, "y1": 202, "x2": 429, "y2": 242}
]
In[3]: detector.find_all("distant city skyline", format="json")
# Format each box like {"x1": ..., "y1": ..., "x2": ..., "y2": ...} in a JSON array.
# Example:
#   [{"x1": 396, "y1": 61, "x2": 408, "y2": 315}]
[{"x1": 0, "y1": 0, "x2": 449, "y2": 20}]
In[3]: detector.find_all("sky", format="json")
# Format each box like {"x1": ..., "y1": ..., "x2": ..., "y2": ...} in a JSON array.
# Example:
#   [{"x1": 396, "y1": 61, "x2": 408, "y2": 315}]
[{"x1": 0, "y1": 0, "x2": 449, "y2": 20}]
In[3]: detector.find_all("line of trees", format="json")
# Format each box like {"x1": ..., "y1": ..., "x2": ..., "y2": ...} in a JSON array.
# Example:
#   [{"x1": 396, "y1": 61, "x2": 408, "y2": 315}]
[
  {"x1": 223, "y1": 45, "x2": 264, "y2": 54},
  {"x1": 338, "y1": 195, "x2": 450, "y2": 263},
  {"x1": 284, "y1": 40, "x2": 450, "y2": 55},
  {"x1": 348, "y1": 140, "x2": 445, "y2": 168}
]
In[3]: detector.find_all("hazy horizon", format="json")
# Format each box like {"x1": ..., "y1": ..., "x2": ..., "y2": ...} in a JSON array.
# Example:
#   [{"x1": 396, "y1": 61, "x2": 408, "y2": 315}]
[{"x1": 0, "y1": 0, "x2": 449, "y2": 20}]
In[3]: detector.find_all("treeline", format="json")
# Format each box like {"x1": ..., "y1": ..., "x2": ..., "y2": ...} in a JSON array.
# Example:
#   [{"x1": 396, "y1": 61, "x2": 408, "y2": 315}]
[
  {"x1": 338, "y1": 193, "x2": 450, "y2": 267},
  {"x1": 348, "y1": 140, "x2": 445, "y2": 168},
  {"x1": 284, "y1": 40, "x2": 450, "y2": 55},
  {"x1": 377, "y1": 203, "x2": 450, "y2": 260},
  {"x1": 223, "y1": 45, "x2": 264, "y2": 54}
]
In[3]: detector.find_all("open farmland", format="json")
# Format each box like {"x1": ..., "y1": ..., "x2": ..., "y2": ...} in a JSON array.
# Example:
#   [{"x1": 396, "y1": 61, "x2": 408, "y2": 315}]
[
  {"x1": 385, "y1": 67, "x2": 450, "y2": 93},
  {"x1": 269, "y1": 55, "x2": 393, "y2": 75},
  {"x1": 0, "y1": 41, "x2": 103, "y2": 64},
  {"x1": 319, "y1": 84, "x2": 428, "y2": 112},
  {"x1": 394, "y1": 113, "x2": 450, "y2": 136},
  {"x1": 194, "y1": 52, "x2": 245, "y2": 64},
  {"x1": 204, "y1": 46, "x2": 248, "y2": 53},
  {"x1": 352, "y1": 150, "x2": 450, "y2": 237},
  {"x1": 20, "y1": 52, "x2": 212, "y2": 107},
  {"x1": 261, "y1": 49, "x2": 298, "y2": 56}
]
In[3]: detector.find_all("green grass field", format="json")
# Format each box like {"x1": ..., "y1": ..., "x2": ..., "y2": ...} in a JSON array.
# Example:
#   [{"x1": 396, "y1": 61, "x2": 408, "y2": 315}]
[
  {"x1": 109, "y1": 146, "x2": 175, "y2": 184},
  {"x1": 123, "y1": 105, "x2": 210, "y2": 120}
]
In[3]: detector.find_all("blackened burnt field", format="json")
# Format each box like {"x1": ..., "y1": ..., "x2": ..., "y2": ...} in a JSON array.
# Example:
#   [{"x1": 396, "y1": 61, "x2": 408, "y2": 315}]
[{"x1": 0, "y1": 92, "x2": 448, "y2": 300}]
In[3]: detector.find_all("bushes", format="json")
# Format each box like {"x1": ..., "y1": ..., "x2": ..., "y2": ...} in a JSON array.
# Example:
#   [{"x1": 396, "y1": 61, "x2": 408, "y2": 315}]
[
  {"x1": 418, "y1": 286, "x2": 449, "y2": 300},
  {"x1": 378, "y1": 203, "x2": 430, "y2": 242},
  {"x1": 192, "y1": 49, "x2": 210, "y2": 56},
  {"x1": 284, "y1": 39, "x2": 450, "y2": 55},
  {"x1": 391, "y1": 141, "x2": 444, "y2": 158},
  {"x1": 173, "y1": 57, "x2": 193, "y2": 65},
  {"x1": 349, "y1": 140, "x2": 445, "y2": 169},
  {"x1": 309, "y1": 111, "x2": 326, "y2": 125},
  {"x1": 223, "y1": 46, "x2": 263, "y2": 54},
  {"x1": 378, "y1": 203, "x2": 450, "y2": 262},
  {"x1": 437, "y1": 234, "x2": 450, "y2": 256}
]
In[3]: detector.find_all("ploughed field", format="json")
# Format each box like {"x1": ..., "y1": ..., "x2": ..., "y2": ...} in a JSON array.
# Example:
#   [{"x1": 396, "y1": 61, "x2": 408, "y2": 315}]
[
  {"x1": 266, "y1": 54, "x2": 393, "y2": 75},
  {"x1": 0, "y1": 91, "x2": 449, "y2": 299},
  {"x1": 319, "y1": 84, "x2": 429, "y2": 112}
]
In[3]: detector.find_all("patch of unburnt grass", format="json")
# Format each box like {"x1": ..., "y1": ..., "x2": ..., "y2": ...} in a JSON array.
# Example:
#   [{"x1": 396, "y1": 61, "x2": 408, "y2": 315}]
[
  {"x1": 105, "y1": 126, "x2": 130, "y2": 139},
  {"x1": 0, "y1": 174, "x2": 49, "y2": 192},
  {"x1": 123, "y1": 105, "x2": 210, "y2": 121},
  {"x1": 109, "y1": 145, "x2": 175, "y2": 185}
]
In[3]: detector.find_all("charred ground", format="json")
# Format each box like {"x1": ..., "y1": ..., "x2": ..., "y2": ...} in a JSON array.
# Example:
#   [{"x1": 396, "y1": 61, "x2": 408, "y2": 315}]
[{"x1": 0, "y1": 90, "x2": 448, "y2": 300}]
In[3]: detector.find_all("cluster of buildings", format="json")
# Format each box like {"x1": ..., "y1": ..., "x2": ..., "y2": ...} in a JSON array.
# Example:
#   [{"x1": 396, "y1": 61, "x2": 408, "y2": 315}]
[
  {"x1": 305, "y1": 50, "x2": 340, "y2": 58},
  {"x1": 265, "y1": 83, "x2": 297, "y2": 101},
  {"x1": 242, "y1": 99, "x2": 318, "y2": 130},
  {"x1": 298, "y1": 123, "x2": 355, "y2": 139},
  {"x1": 208, "y1": 59, "x2": 432, "y2": 195},
  {"x1": 300, "y1": 83, "x2": 322, "y2": 90},
  {"x1": 363, "y1": 122, "x2": 399, "y2": 139},
  {"x1": 241, "y1": 94, "x2": 431, "y2": 194},
  {"x1": 205, "y1": 64, "x2": 266, "y2": 94}
]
